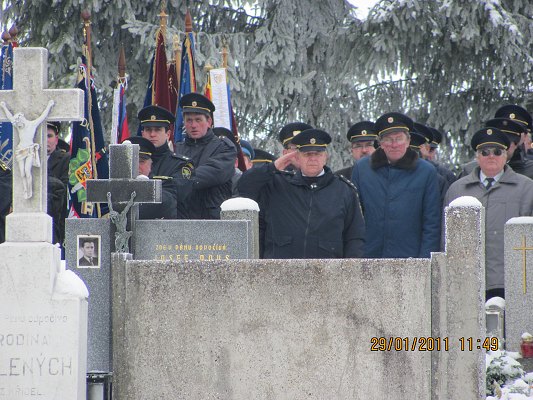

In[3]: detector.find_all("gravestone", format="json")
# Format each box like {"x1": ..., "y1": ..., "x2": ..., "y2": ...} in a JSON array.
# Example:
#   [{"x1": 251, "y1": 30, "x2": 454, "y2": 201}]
[
  {"x1": 0, "y1": 47, "x2": 88, "y2": 399},
  {"x1": 504, "y1": 217, "x2": 533, "y2": 352},
  {"x1": 66, "y1": 143, "x2": 161, "y2": 373},
  {"x1": 111, "y1": 197, "x2": 486, "y2": 400}
]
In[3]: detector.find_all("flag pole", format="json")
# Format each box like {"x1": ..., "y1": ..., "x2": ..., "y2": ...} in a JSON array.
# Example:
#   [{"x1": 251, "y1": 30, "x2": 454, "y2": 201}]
[
  {"x1": 221, "y1": 42, "x2": 247, "y2": 171},
  {"x1": 81, "y1": 10, "x2": 97, "y2": 179}
]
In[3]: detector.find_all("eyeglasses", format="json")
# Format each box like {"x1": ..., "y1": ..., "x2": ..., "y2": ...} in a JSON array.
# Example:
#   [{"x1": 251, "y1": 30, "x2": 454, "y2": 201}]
[
  {"x1": 352, "y1": 143, "x2": 375, "y2": 149},
  {"x1": 380, "y1": 136, "x2": 407, "y2": 145},
  {"x1": 478, "y1": 148, "x2": 505, "y2": 157}
]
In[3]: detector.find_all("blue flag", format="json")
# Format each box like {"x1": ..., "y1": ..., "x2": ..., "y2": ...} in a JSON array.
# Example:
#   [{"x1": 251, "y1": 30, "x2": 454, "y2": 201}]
[
  {"x1": 68, "y1": 54, "x2": 109, "y2": 218},
  {"x1": 174, "y1": 32, "x2": 197, "y2": 143},
  {"x1": 0, "y1": 43, "x2": 14, "y2": 168}
]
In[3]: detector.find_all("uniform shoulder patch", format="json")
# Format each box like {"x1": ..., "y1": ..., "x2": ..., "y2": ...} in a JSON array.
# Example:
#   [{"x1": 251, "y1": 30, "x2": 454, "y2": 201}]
[
  {"x1": 172, "y1": 153, "x2": 190, "y2": 162},
  {"x1": 277, "y1": 169, "x2": 296, "y2": 176},
  {"x1": 338, "y1": 174, "x2": 359, "y2": 193}
]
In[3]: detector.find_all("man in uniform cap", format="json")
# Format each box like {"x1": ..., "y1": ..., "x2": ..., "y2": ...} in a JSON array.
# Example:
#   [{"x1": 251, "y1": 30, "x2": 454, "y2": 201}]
[
  {"x1": 121, "y1": 136, "x2": 179, "y2": 219},
  {"x1": 352, "y1": 112, "x2": 441, "y2": 258},
  {"x1": 278, "y1": 122, "x2": 313, "y2": 169},
  {"x1": 412, "y1": 122, "x2": 455, "y2": 203},
  {"x1": 252, "y1": 149, "x2": 277, "y2": 167},
  {"x1": 238, "y1": 128, "x2": 365, "y2": 259},
  {"x1": 459, "y1": 116, "x2": 533, "y2": 180},
  {"x1": 138, "y1": 104, "x2": 194, "y2": 218},
  {"x1": 335, "y1": 121, "x2": 377, "y2": 180},
  {"x1": 213, "y1": 126, "x2": 254, "y2": 195},
  {"x1": 174, "y1": 93, "x2": 237, "y2": 219},
  {"x1": 444, "y1": 127, "x2": 533, "y2": 300}
]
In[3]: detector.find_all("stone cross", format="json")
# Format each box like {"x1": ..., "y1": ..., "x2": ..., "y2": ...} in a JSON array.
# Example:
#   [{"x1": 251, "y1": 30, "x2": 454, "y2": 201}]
[
  {"x1": 86, "y1": 143, "x2": 161, "y2": 253},
  {"x1": 0, "y1": 47, "x2": 83, "y2": 243}
]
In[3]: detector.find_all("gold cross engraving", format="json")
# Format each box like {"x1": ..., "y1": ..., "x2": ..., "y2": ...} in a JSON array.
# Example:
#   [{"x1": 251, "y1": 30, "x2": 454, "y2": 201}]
[{"x1": 512, "y1": 236, "x2": 533, "y2": 294}]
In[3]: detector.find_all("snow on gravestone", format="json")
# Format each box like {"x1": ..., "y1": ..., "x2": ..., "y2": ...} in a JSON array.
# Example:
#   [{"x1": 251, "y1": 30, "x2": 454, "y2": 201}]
[{"x1": 0, "y1": 47, "x2": 89, "y2": 400}]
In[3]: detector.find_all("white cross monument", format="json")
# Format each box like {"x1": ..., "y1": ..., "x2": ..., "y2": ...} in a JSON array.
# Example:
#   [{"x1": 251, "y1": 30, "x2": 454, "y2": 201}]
[{"x1": 0, "y1": 48, "x2": 89, "y2": 400}]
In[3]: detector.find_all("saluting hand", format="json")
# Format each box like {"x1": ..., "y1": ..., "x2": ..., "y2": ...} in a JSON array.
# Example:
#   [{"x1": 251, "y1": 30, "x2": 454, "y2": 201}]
[{"x1": 274, "y1": 151, "x2": 299, "y2": 171}]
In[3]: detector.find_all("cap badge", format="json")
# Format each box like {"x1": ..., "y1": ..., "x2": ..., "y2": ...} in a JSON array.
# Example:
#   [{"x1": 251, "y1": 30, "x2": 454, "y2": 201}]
[
  {"x1": 151, "y1": 115, "x2": 156, "y2": 120},
  {"x1": 487, "y1": 129, "x2": 493, "y2": 135},
  {"x1": 362, "y1": 130, "x2": 367, "y2": 135},
  {"x1": 388, "y1": 117, "x2": 394, "y2": 123},
  {"x1": 192, "y1": 101, "x2": 197, "y2": 107},
  {"x1": 293, "y1": 130, "x2": 301, "y2": 137},
  {"x1": 510, "y1": 113, "x2": 516, "y2": 119},
  {"x1": 310, "y1": 138, "x2": 316, "y2": 144}
]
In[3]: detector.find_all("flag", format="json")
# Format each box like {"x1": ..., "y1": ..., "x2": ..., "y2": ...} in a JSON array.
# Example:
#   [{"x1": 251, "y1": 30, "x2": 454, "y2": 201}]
[
  {"x1": 174, "y1": 27, "x2": 197, "y2": 143},
  {"x1": 138, "y1": 28, "x2": 173, "y2": 140},
  {"x1": 206, "y1": 68, "x2": 247, "y2": 171},
  {"x1": 0, "y1": 42, "x2": 14, "y2": 168},
  {"x1": 110, "y1": 78, "x2": 129, "y2": 144},
  {"x1": 68, "y1": 50, "x2": 109, "y2": 218}
]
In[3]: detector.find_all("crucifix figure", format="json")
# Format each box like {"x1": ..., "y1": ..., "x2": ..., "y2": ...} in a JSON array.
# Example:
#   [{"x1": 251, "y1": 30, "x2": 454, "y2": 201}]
[
  {"x1": 0, "y1": 47, "x2": 83, "y2": 243},
  {"x1": 86, "y1": 143, "x2": 161, "y2": 254},
  {"x1": 108, "y1": 191, "x2": 136, "y2": 253},
  {"x1": 0, "y1": 100, "x2": 54, "y2": 199}
]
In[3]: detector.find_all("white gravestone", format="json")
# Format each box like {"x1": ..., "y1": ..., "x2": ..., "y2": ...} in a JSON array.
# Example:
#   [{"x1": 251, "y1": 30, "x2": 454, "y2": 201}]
[
  {"x1": 504, "y1": 217, "x2": 533, "y2": 352},
  {"x1": 0, "y1": 47, "x2": 88, "y2": 400}
]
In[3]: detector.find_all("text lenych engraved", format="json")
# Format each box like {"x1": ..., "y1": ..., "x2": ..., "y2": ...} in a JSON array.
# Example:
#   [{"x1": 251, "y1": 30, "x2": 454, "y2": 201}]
[
  {"x1": 0, "y1": 356, "x2": 72, "y2": 376},
  {"x1": 512, "y1": 235, "x2": 533, "y2": 294}
]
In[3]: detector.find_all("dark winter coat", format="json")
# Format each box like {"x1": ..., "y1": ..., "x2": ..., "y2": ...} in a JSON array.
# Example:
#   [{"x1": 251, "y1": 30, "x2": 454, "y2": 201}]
[
  {"x1": 142, "y1": 142, "x2": 193, "y2": 219},
  {"x1": 238, "y1": 163, "x2": 365, "y2": 259},
  {"x1": 174, "y1": 129, "x2": 237, "y2": 219},
  {"x1": 444, "y1": 165, "x2": 533, "y2": 290},
  {"x1": 351, "y1": 148, "x2": 441, "y2": 258},
  {"x1": 47, "y1": 149, "x2": 70, "y2": 187}
]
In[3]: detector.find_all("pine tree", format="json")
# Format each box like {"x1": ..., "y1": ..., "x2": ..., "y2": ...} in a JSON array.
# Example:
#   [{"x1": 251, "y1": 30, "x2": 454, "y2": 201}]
[{"x1": 3, "y1": 0, "x2": 532, "y2": 169}]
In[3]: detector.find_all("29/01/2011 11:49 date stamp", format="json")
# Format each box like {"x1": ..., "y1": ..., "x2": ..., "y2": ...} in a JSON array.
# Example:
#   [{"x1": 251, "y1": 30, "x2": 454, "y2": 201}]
[{"x1": 370, "y1": 337, "x2": 499, "y2": 352}]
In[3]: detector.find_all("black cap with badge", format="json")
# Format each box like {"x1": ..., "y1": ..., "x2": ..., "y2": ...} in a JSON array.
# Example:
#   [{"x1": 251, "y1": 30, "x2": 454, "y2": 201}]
[
  {"x1": 121, "y1": 136, "x2": 156, "y2": 160},
  {"x1": 278, "y1": 122, "x2": 313, "y2": 148},
  {"x1": 374, "y1": 112, "x2": 414, "y2": 137},
  {"x1": 179, "y1": 92, "x2": 215, "y2": 116},
  {"x1": 471, "y1": 127, "x2": 510, "y2": 151},
  {"x1": 291, "y1": 129, "x2": 331, "y2": 152},
  {"x1": 346, "y1": 121, "x2": 377, "y2": 143},
  {"x1": 138, "y1": 105, "x2": 175, "y2": 128}
]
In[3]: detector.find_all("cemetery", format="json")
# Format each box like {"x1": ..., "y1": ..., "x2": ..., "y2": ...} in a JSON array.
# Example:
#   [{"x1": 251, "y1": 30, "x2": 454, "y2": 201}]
[{"x1": 1, "y1": 48, "x2": 533, "y2": 400}]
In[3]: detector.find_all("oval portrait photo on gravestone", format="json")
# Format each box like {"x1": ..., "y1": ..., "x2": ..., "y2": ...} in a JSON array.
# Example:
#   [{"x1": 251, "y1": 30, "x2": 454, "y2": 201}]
[{"x1": 77, "y1": 235, "x2": 101, "y2": 268}]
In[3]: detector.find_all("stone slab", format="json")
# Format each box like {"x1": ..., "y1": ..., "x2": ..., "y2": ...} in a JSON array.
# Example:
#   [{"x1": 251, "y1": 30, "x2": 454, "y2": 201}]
[
  {"x1": 66, "y1": 218, "x2": 112, "y2": 372},
  {"x1": 112, "y1": 257, "x2": 431, "y2": 400},
  {"x1": 0, "y1": 242, "x2": 87, "y2": 399},
  {"x1": 504, "y1": 218, "x2": 533, "y2": 352},
  {"x1": 134, "y1": 219, "x2": 253, "y2": 260}
]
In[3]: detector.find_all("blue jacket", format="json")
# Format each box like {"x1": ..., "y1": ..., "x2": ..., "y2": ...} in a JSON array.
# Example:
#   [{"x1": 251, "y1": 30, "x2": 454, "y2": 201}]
[
  {"x1": 352, "y1": 148, "x2": 441, "y2": 258},
  {"x1": 239, "y1": 163, "x2": 365, "y2": 259}
]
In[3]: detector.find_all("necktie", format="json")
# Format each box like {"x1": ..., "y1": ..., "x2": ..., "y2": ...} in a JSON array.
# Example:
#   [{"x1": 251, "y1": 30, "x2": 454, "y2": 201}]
[{"x1": 485, "y1": 178, "x2": 495, "y2": 190}]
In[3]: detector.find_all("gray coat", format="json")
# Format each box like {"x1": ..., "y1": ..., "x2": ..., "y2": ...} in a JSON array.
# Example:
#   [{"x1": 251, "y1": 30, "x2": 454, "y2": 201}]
[{"x1": 444, "y1": 165, "x2": 533, "y2": 290}]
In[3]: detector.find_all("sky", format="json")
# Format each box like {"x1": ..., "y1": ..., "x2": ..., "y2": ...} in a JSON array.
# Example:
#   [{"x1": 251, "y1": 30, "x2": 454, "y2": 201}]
[{"x1": 348, "y1": 0, "x2": 380, "y2": 19}]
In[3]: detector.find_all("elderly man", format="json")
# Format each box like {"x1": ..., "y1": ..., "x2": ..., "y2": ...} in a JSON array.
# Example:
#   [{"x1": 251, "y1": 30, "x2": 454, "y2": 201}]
[
  {"x1": 336, "y1": 121, "x2": 377, "y2": 179},
  {"x1": 174, "y1": 93, "x2": 237, "y2": 219},
  {"x1": 238, "y1": 129, "x2": 365, "y2": 259},
  {"x1": 444, "y1": 127, "x2": 533, "y2": 300},
  {"x1": 139, "y1": 105, "x2": 195, "y2": 218},
  {"x1": 352, "y1": 112, "x2": 441, "y2": 258}
]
